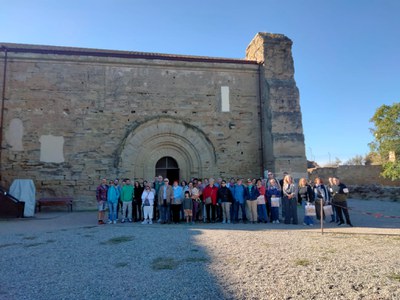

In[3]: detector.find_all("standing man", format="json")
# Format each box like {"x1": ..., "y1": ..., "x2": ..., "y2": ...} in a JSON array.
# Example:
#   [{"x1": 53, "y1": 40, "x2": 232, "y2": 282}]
[
  {"x1": 107, "y1": 180, "x2": 120, "y2": 224},
  {"x1": 154, "y1": 175, "x2": 164, "y2": 222},
  {"x1": 114, "y1": 179, "x2": 123, "y2": 219},
  {"x1": 120, "y1": 178, "x2": 134, "y2": 223},
  {"x1": 96, "y1": 178, "x2": 108, "y2": 225},
  {"x1": 233, "y1": 178, "x2": 246, "y2": 223},
  {"x1": 330, "y1": 177, "x2": 353, "y2": 227},
  {"x1": 158, "y1": 178, "x2": 173, "y2": 224}
]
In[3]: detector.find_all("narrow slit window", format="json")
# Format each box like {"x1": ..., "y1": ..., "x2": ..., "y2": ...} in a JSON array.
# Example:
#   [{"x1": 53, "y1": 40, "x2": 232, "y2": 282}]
[{"x1": 221, "y1": 86, "x2": 230, "y2": 112}]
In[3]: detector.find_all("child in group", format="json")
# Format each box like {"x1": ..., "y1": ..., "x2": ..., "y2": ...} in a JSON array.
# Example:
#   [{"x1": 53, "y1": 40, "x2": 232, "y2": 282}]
[{"x1": 182, "y1": 191, "x2": 194, "y2": 224}]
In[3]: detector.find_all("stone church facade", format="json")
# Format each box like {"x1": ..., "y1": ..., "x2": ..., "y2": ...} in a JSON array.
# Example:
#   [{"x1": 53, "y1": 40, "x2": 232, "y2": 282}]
[{"x1": 0, "y1": 32, "x2": 306, "y2": 209}]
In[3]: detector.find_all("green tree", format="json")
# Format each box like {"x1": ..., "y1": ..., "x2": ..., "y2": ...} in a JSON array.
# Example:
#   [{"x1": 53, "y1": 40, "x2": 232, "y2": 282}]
[{"x1": 369, "y1": 103, "x2": 400, "y2": 180}]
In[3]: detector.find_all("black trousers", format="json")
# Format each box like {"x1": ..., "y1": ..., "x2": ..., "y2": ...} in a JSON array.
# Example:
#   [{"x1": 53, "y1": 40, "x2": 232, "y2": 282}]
[
  {"x1": 171, "y1": 204, "x2": 181, "y2": 223},
  {"x1": 132, "y1": 200, "x2": 142, "y2": 221},
  {"x1": 205, "y1": 203, "x2": 216, "y2": 222},
  {"x1": 334, "y1": 200, "x2": 351, "y2": 224}
]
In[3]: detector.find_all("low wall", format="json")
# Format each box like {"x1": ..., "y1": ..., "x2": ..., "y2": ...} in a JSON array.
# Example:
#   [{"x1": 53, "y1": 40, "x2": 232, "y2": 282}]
[{"x1": 308, "y1": 165, "x2": 400, "y2": 200}]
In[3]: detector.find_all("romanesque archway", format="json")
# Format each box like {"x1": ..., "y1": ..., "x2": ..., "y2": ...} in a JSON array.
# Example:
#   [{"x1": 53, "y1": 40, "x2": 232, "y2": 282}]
[{"x1": 118, "y1": 117, "x2": 217, "y2": 181}]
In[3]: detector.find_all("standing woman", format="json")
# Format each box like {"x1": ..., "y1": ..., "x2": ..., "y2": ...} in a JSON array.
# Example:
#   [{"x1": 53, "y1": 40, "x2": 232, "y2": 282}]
[
  {"x1": 267, "y1": 178, "x2": 281, "y2": 223},
  {"x1": 313, "y1": 177, "x2": 330, "y2": 223},
  {"x1": 217, "y1": 180, "x2": 233, "y2": 224},
  {"x1": 171, "y1": 181, "x2": 183, "y2": 224},
  {"x1": 245, "y1": 179, "x2": 260, "y2": 224},
  {"x1": 141, "y1": 184, "x2": 155, "y2": 224},
  {"x1": 256, "y1": 179, "x2": 268, "y2": 223},
  {"x1": 297, "y1": 178, "x2": 315, "y2": 226},
  {"x1": 282, "y1": 175, "x2": 298, "y2": 225},
  {"x1": 202, "y1": 178, "x2": 219, "y2": 223},
  {"x1": 133, "y1": 181, "x2": 143, "y2": 222}
]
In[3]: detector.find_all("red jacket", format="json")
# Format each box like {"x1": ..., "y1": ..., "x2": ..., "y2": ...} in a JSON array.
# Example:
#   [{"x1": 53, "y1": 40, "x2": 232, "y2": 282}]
[{"x1": 202, "y1": 185, "x2": 219, "y2": 205}]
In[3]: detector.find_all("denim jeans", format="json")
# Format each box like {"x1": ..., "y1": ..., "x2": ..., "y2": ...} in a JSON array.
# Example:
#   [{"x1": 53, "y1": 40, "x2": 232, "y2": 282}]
[
  {"x1": 108, "y1": 201, "x2": 118, "y2": 222},
  {"x1": 160, "y1": 203, "x2": 171, "y2": 223},
  {"x1": 234, "y1": 201, "x2": 247, "y2": 222},
  {"x1": 257, "y1": 204, "x2": 268, "y2": 222},
  {"x1": 271, "y1": 207, "x2": 279, "y2": 222}
]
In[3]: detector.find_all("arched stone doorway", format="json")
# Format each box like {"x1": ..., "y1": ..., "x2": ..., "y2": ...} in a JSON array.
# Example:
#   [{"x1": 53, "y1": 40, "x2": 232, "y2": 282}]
[
  {"x1": 118, "y1": 117, "x2": 217, "y2": 181},
  {"x1": 155, "y1": 156, "x2": 179, "y2": 183}
]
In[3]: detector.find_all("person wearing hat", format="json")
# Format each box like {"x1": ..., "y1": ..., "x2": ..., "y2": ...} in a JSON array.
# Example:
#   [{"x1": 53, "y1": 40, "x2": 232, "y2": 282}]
[{"x1": 157, "y1": 178, "x2": 173, "y2": 224}]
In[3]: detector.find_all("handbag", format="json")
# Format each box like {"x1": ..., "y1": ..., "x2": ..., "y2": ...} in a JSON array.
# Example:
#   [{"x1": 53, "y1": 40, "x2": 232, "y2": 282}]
[
  {"x1": 271, "y1": 197, "x2": 280, "y2": 207},
  {"x1": 305, "y1": 203, "x2": 316, "y2": 216},
  {"x1": 205, "y1": 197, "x2": 212, "y2": 205},
  {"x1": 323, "y1": 205, "x2": 333, "y2": 216},
  {"x1": 257, "y1": 195, "x2": 266, "y2": 205}
]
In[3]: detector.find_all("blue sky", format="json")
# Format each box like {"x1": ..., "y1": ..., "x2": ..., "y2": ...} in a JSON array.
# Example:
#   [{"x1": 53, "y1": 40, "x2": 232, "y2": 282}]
[{"x1": 1, "y1": 0, "x2": 399, "y2": 165}]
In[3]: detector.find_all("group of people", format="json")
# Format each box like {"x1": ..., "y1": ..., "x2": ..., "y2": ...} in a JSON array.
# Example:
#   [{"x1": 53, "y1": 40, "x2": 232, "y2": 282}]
[{"x1": 95, "y1": 172, "x2": 352, "y2": 227}]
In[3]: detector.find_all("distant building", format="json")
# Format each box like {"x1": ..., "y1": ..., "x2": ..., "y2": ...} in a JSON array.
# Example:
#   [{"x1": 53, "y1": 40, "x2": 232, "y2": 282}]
[{"x1": 0, "y1": 32, "x2": 307, "y2": 209}]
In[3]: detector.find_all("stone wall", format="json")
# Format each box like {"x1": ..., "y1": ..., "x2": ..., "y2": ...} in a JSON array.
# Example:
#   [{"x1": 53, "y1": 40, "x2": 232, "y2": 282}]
[{"x1": 308, "y1": 165, "x2": 400, "y2": 200}]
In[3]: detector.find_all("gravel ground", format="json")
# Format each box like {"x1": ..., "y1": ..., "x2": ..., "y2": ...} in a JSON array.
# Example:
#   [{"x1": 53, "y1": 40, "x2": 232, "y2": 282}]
[{"x1": 0, "y1": 199, "x2": 399, "y2": 300}]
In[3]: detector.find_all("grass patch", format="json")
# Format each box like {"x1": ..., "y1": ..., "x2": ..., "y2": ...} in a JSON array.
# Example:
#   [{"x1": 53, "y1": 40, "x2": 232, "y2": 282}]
[
  {"x1": 151, "y1": 257, "x2": 179, "y2": 270},
  {"x1": 387, "y1": 273, "x2": 400, "y2": 282},
  {"x1": 101, "y1": 235, "x2": 134, "y2": 245},
  {"x1": 190, "y1": 249, "x2": 199, "y2": 252},
  {"x1": 46, "y1": 239, "x2": 56, "y2": 243},
  {"x1": 295, "y1": 259, "x2": 311, "y2": 266},
  {"x1": 115, "y1": 262, "x2": 129, "y2": 268},
  {"x1": 23, "y1": 236, "x2": 37, "y2": 240}
]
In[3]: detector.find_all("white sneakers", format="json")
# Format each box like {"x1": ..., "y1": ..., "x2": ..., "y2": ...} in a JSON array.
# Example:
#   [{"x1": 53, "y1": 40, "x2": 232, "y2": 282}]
[{"x1": 141, "y1": 219, "x2": 153, "y2": 224}]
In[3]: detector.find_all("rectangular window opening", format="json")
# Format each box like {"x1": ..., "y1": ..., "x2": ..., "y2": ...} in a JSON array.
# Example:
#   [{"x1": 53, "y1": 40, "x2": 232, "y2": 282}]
[{"x1": 221, "y1": 86, "x2": 230, "y2": 112}]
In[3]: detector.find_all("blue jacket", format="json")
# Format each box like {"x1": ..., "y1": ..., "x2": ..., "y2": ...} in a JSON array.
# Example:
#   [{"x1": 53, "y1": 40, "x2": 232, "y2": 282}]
[
  {"x1": 245, "y1": 185, "x2": 259, "y2": 201},
  {"x1": 233, "y1": 184, "x2": 246, "y2": 204},
  {"x1": 107, "y1": 186, "x2": 120, "y2": 203}
]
